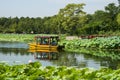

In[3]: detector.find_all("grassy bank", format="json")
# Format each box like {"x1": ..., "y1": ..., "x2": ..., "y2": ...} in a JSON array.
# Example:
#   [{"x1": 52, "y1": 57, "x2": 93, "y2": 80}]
[
  {"x1": 0, "y1": 62, "x2": 120, "y2": 80},
  {"x1": 0, "y1": 34, "x2": 35, "y2": 42},
  {"x1": 0, "y1": 34, "x2": 59, "y2": 42}
]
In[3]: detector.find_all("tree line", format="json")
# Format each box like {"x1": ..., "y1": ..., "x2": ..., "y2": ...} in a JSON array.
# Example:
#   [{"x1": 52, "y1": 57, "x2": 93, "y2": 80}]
[{"x1": 0, "y1": 1, "x2": 120, "y2": 36}]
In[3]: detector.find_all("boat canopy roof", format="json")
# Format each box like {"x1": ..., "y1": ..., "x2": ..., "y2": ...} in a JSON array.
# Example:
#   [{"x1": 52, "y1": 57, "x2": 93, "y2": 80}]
[{"x1": 34, "y1": 35, "x2": 59, "y2": 45}]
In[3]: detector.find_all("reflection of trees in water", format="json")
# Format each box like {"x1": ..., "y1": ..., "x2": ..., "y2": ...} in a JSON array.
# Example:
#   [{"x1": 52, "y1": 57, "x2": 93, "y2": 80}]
[
  {"x1": 0, "y1": 48, "x2": 30, "y2": 55},
  {"x1": 2, "y1": 46, "x2": 120, "y2": 69},
  {"x1": 80, "y1": 50, "x2": 120, "y2": 69},
  {"x1": 52, "y1": 52, "x2": 87, "y2": 67},
  {"x1": 100, "y1": 60, "x2": 120, "y2": 69},
  {"x1": 52, "y1": 52, "x2": 79, "y2": 66},
  {"x1": 51, "y1": 51, "x2": 120, "y2": 69},
  {"x1": 59, "y1": 53, "x2": 77, "y2": 66},
  {"x1": 78, "y1": 61, "x2": 87, "y2": 68},
  {"x1": 86, "y1": 54, "x2": 120, "y2": 69}
]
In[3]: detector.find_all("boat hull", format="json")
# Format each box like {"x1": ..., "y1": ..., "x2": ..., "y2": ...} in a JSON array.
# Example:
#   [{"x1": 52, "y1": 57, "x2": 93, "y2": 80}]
[{"x1": 28, "y1": 43, "x2": 58, "y2": 52}]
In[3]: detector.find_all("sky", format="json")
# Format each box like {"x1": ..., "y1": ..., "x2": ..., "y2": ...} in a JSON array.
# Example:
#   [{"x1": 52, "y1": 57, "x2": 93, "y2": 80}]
[{"x1": 0, "y1": 0, "x2": 119, "y2": 18}]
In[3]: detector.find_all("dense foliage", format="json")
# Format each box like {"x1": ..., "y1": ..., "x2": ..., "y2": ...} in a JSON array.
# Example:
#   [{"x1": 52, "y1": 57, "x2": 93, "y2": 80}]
[
  {"x1": 1, "y1": 61, "x2": 120, "y2": 80},
  {"x1": 61, "y1": 36, "x2": 120, "y2": 49},
  {"x1": 0, "y1": 1, "x2": 120, "y2": 35}
]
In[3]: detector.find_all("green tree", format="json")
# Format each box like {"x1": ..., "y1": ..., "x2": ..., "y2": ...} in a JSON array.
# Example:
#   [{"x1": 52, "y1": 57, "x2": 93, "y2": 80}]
[
  {"x1": 118, "y1": 0, "x2": 120, "y2": 5},
  {"x1": 116, "y1": 13, "x2": 120, "y2": 31},
  {"x1": 105, "y1": 3, "x2": 120, "y2": 31},
  {"x1": 58, "y1": 3, "x2": 87, "y2": 35},
  {"x1": 105, "y1": 3, "x2": 118, "y2": 20},
  {"x1": 84, "y1": 10, "x2": 109, "y2": 34},
  {"x1": 47, "y1": 15, "x2": 60, "y2": 34},
  {"x1": 117, "y1": 13, "x2": 120, "y2": 24},
  {"x1": 34, "y1": 17, "x2": 43, "y2": 33}
]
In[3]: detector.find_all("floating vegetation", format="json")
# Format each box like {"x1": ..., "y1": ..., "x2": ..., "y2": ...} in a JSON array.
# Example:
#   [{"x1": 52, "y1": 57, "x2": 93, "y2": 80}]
[
  {"x1": 0, "y1": 62, "x2": 120, "y2": 80},
  {"x1": 61, "y1": 36, "x2": 120, "y2": 49}
]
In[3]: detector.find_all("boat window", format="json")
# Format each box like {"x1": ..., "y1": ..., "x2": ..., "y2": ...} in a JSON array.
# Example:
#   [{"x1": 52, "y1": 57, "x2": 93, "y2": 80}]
[
  {"x1": 51, "y1": 38, "x2": 58, "y2": 46},
  {"x1": 41, "y1": 38, "x2": 49, "y2": 45}
]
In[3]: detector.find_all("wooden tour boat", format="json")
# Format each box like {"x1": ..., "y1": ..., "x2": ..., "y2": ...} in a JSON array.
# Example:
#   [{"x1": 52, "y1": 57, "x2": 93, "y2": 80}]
[{"x1": 28, "y1": 35, "x2": 64, "y2": 52}]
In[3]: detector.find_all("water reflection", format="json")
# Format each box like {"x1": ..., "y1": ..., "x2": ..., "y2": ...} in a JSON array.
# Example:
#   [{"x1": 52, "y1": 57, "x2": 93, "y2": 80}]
[
  {"x1": 48, "y1": 51, "x2": 120, "y2": 69},
  {"x1": 0, "y1": 41, "x2": 120, "y2": 69},
  {"x1": 0, "y1": 48, "x2": 29, "y2": 55},
  {"x1": 33, "y1": 52, "x2": 58, "y2": 60},
  {"x1": 0, "y1": 48, "x2": 34, "y2": 65},
  {"x1": 79, "y1": 48, "x2": 120, "y2": 60}
]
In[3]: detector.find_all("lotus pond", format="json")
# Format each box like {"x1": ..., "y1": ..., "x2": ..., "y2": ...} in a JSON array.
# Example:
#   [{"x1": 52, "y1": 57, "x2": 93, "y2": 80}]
[
  {"x1": 0, "y1": 41, "x2": 120, "y2": 70},
  {"x1": 1, "y1": 41, "x2": 120, "y2": 79}
]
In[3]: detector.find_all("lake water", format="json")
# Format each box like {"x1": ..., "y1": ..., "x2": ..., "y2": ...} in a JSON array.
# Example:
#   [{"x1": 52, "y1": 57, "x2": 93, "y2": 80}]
[{"x1": 0, "y1": 41, "x2": 120, "y2": 69}]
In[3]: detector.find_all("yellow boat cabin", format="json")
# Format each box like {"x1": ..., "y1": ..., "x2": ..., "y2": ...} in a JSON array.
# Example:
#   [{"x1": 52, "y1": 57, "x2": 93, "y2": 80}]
[{"x1": 28, "y1": 35, "x2": 64, "y2": 52}]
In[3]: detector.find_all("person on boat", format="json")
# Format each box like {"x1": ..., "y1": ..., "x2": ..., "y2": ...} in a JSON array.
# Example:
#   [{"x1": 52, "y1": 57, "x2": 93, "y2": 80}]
[
  {"x1": 52, "y1": 39, "x2": 57, "y2": 46},
  {"x1": 42, "y1": 39, "x2": 48, "y2": 45}
]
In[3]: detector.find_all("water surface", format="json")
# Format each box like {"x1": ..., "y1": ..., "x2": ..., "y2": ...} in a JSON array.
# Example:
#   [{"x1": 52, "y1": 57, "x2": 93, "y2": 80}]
[{"x1": 0, "y1": 41, "x2": 120, "y2": 69}]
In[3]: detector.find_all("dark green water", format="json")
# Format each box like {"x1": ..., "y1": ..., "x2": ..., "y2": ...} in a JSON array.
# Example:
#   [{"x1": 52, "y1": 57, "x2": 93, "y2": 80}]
[{"x1": 0, "y1": 41, "x2": 120, "y2": 69}]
